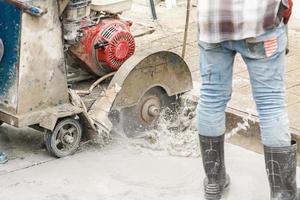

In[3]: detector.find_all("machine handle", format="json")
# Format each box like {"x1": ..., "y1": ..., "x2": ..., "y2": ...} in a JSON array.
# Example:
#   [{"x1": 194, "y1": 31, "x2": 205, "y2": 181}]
[
  {"x1": 94, "y1": 41, "x2": 109, "y2": 50},
  {"x1": 0, "y1": 39, "x2": 4, "y2": 63},
  {"x1": 5, "y1": 0, "x2": 47, "y2": 17}
]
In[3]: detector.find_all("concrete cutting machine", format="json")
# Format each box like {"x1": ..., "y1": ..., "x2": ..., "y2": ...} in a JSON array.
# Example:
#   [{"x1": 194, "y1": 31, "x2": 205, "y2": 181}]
[{"x1": 0, "y1": 0, "x2": 192, "y2": 157}]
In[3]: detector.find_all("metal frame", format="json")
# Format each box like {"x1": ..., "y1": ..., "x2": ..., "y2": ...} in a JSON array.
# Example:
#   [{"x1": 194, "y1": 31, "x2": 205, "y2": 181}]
[{"x1": 0, "y1": 0, "x2": 84, "y2": 131}]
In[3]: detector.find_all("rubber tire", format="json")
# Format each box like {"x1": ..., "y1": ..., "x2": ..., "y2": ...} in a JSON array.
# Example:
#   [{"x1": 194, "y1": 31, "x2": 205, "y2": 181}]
[{"x1": 45, "y1": 118, "x2": 82, "y2": 158}]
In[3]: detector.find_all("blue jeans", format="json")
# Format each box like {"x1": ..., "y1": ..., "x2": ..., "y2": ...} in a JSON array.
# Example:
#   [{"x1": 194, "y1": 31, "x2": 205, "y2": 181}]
[{"x1": 197, "y1": 24, "x2": 291, "y2": 147}]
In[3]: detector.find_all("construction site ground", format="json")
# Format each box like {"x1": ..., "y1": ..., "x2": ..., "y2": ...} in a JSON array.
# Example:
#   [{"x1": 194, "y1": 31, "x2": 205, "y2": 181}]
[
  {"x1": 2, "y1": 130, "x2": 299, "y2": 200},
  {"x1": 1, "y1": 1, "x2": 300, "y2": 199}
]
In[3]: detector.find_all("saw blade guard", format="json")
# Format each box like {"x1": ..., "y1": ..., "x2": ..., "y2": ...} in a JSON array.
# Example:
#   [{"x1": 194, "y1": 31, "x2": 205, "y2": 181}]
[{"x1": 109, "y1": 50, "x2": 193, "y2": 111}]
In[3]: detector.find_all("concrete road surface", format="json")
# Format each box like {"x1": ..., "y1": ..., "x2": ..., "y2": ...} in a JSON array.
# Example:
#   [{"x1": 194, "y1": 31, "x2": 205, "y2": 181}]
[{"x1": 1, "y1": 127, "x2": 300, "y2": 200}]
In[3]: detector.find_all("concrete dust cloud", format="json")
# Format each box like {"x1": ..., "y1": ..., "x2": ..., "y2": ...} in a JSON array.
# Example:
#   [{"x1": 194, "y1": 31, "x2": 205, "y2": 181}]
[
  {"x1": 127, "y1": 97, "x2": 201, "y2": 158},
  {"x1": 121, "y1": 95, "x2": 253, "y2": 158}
]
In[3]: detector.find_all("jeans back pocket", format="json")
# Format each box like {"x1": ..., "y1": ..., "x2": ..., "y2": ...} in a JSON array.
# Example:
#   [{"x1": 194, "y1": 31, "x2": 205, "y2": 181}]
[{"x1": 245, "y1": 24, "x2": 287, "y2": 59}]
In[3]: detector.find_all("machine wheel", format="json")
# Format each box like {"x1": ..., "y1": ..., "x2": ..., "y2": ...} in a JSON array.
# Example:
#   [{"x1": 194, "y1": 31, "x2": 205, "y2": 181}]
[
  {"x1": 44, "y1": 118, "x2": 82, "y2": 158},
  {"x1": 119, "y1": 87, "x2": 175, "y2": 137}
]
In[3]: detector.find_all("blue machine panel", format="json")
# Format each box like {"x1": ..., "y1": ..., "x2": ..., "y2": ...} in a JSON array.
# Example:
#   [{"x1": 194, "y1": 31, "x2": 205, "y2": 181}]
[{"x1": 0, "y1": 2, "x2": 21, "y2": 111}]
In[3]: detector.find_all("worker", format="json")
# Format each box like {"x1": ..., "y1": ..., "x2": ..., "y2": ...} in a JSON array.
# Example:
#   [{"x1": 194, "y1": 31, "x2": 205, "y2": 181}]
[
  {"x1": 0, "y1": 152, "x2": 8, "y2": 164},
  {"x1": 197, "y1": 0, "x2": 295, "y2": 199}
]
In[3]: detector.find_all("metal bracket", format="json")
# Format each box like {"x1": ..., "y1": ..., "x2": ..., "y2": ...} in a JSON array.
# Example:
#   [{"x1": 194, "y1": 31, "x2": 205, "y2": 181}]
[{"x1": 58, "y1": 0, "x2": 70, "y2": 15}]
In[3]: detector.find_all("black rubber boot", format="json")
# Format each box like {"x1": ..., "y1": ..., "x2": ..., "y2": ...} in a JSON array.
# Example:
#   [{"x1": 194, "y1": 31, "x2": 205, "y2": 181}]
[
  {"x1": 264, "y1": 140, "x2": 300, "y2": 200},
  {"x1": 199, "y1": 134, "x2": 230, "y2": 200}
]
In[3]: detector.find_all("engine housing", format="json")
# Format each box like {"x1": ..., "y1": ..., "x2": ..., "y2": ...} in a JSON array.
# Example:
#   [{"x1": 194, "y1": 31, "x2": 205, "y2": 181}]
[{"x1": 69, "y1": 18, "x2": 135, "y2": 76}]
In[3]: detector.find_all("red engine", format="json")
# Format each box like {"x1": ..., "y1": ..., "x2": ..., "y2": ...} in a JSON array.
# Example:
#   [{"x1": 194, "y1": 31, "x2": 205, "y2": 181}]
[{"x1": 69, "y1": 18, "x2": 135, "y2": 76}]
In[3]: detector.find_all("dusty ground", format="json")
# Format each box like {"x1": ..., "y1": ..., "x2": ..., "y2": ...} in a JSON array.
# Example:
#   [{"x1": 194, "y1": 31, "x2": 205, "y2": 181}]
[
  {"x1": 2, "y1": 125, "x2": 300, "y2": 200},
  {"x1": 1, "y1": 1, "x2": 300, "y2": 200}
]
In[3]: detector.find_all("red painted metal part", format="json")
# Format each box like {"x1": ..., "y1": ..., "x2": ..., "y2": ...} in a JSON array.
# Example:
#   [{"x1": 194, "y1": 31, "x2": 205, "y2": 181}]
[{"x1": 69, "y1": 18, "x2": 135, "y2": 76}]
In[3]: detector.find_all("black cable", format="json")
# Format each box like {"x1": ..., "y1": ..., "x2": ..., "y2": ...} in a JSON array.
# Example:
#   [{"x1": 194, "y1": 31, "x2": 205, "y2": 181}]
[{"x1": 149, "y1": 0, "x2": 157, "y2": 20}]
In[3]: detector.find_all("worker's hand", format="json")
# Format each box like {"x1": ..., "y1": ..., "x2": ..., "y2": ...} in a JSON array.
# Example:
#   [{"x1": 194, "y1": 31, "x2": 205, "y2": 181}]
[{"x1": 282, "y1": 0, "x2": 293, "y2": 24}]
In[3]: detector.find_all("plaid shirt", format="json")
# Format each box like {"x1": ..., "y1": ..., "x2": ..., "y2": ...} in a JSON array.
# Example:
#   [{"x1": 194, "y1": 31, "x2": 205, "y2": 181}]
[{"x1": 198, "y1": 0, "x2": 288, "y2": 43}]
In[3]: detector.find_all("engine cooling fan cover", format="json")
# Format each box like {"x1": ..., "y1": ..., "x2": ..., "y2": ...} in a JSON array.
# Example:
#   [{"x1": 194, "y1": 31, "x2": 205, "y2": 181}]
[{"x1": 96, "y1": 22, "x2": 135, "y2": 71}]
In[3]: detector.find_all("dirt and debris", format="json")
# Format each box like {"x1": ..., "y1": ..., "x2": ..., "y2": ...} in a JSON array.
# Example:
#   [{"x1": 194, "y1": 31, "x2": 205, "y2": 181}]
[
  {"x1": 1, "y1": 124, "x2": 293, "y2": 200},
  {"x1": 128, "y1": 97, "x2": 200, "y2": 157}
]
